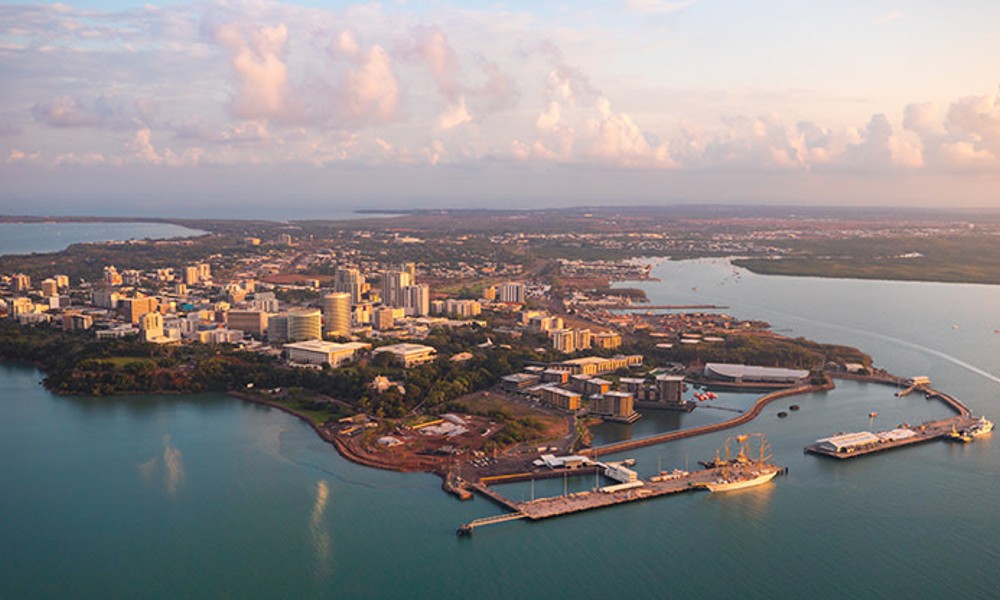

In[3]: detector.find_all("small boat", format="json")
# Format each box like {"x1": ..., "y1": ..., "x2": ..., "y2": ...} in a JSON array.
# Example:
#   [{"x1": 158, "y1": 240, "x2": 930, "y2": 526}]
[
  {"x1": 789, "y1": 405, "x2": 800, "y2": 411},
  {"x1": 869, "y1": 412, "x2": 878, "y2": 418},
  {"x1": 777, "y1": 411, "x2": 788, "y2": 418}
]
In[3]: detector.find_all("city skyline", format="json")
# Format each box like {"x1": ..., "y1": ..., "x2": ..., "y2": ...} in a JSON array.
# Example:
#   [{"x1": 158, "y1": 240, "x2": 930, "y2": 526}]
[{"x1": 2, "y1": 0, "x2": 1000, "y2": 216}]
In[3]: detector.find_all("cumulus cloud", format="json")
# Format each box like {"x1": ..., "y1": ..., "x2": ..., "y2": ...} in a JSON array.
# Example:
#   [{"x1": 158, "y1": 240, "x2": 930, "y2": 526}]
[
  {"x1": 334, "y1": 39, "x2": 401, "y2": 123},
  {"x1": 439, "y1": 97, "x2": 472, "y2": 130},
  {"x1": 215, "y1": 22, "x2": 300, "y2": 122}
]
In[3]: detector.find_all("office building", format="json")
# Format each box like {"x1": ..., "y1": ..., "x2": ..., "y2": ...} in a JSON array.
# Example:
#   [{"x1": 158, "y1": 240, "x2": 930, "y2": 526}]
[
  {"x1": 322, "y1": 293, "x2": 352, "y2": 337},
  {"x1": 334, "y1": 267, "x2": 363, "y2": 304},
  {"x1": 184, "y1": 266, "x2": 200, "y2": 286},
  {"x1": 121, "y1": 296, "x2": 159, "y2": 325},
  {"x1": 13, "y1": 274, "x2": 31, "y2": 292},
  {"x1": 268, "y1": 315, "x2": 289, "y2": 343},
  {"x1": 284, "y1": 340, "x2": 371, "y2": 367},
  {"x1": 499, "y1": 282, "x2": 525, "y2": 304},
  {"x1": 373, "y1": 306, "x2": 395, "y2": 330},
  {"x1": 373, "y1": 343, "x2": 437, "y2": 368},
  {"x1": 380, "y1": 270, "x2": 411, "y2": 308},
  {"x1": 402, "y1": 284, "x2": 430, "y2": 317},
  {"x1": 40, "y1": 278, "x2": 58, "y2": 298},
  {"x1": 227, "y1": 310, "x2": 269, "y2": 339},
  {"x1": 286, "y1": 307, "x2": 322, "y2": 342},
  {"x1": 140, "y1": 311, "x2": 164, "y2": 342}
]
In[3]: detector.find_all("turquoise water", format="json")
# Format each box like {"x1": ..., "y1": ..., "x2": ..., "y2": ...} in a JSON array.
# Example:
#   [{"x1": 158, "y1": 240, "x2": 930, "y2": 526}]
[
  {"x1": 2, "y1": 257, "x2": 1000, "y2": 599},
  {"x1": 0, "y1": 222, "x2": 205, "y2": 257}
]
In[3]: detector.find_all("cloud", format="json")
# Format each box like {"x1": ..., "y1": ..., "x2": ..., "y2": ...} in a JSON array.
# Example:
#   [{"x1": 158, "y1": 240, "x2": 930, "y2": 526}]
[
  {"x1": 131, "y1": 127, "x2": 161, "y2": 164},
  {"x1": 874, "y1": 11, "x2": 903, "y2": 25},
  {"x1": 31, "y1": 96, "x2": 102, "y2": 128},
  {"x1": 626, "y1": 0, "x2": 698, "y2": 14},
  {"x1": 215, "y1": 22, "x2": 300, "y2": 122},
  {"x1": 439, "y1": 96, "x2": 472, "y2": 130},
  {"x1": 335, "y1": 41, "x2": 401, "y2": 123},
  {"x1": 589, "y1": 97, "x2": 673, "y2": 167}
]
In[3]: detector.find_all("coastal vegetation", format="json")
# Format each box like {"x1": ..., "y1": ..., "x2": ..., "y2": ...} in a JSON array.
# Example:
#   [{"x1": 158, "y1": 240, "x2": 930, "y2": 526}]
[
  {"x1": 0, "y1": 322, "x2": 534, "y2": 422},
  {"x1": 734, "y1": 235, "x2": 1000, "y2": 285}
]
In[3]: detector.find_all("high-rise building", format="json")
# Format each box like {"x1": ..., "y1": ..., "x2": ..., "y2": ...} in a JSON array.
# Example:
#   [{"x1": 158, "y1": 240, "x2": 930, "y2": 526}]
[
  {"x1": 140, "y1": 311, "x2": 164, "y2": 342},
  {"x1": 54, "y1": 275, "x2": 70, "y2": 289},
  {"x1": 499, "y1": 282, "x2": 525, "y2": 303},
  {"x1": 402, "y1": 284, "x2": 430, "y2": 317},
  {"x1": 403, "y1": 262, "x2": 416, "y2": 281},
  {"x1": 103, "y1": 266, "x2": 122, "y2": 287},
  {"x1": 91, "y1": 289, "x2": 120, "y2": 309},
  {"x1": 444, "y1": 299, "x2": 482, "y2": 318},
  {"x1": 286, "y1": 308, "x2": 322, "y2": 342},
  {"x1": 184, "y1": 266, "x2": 200, "y2": 286},
  {"x1": 380, "y1": 270, "x2": 411, "y2": 308},
  {"x1": 251, "y1": 292, "x2": 279, "y2": 313},
  {"x1": 227, "y1": 310, "x2": 268, "y2": 339},
  {"x1": 198, "y1": 263, "x2": 211, "y2": 281},
  {"x1": 268, "y1": 315, "x2": 288, "y2": 343},
  {"x1": 551, "y1": 329, "x2": 577, "y2": 353},
  {"x1": 334, "y1": 267, "x2": 363, "y2": 304},
  {"x1": 655, "y1": 375, "x2": 685, "y2": 406},
  {"x1": 482, "y1": 286, "x2": 497, "y2": 301},
  {"x1": 40, "y1": 279, "x2": 58, "y2": 298},
  {"x1": 121, "y1": 296, "x2": 159, "y2": 325},
  {"x1": 373, "y1": 306, "x2": 395, "y2": 330},
  {"x1": 14, "y1": 274, "x2": 31, "y2": 292},
  {"x1": 322, "y1": 293, "x2": 352, "y2": 337}
]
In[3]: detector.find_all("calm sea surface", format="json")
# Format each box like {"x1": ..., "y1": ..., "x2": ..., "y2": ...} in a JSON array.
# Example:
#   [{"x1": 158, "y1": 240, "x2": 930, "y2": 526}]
[
  {"x1": 0, "y1": 222, "x2": 205, "y2": 257},
  {"x1": 2, "y1": 256, "x2": 1000, "y2": 599}
]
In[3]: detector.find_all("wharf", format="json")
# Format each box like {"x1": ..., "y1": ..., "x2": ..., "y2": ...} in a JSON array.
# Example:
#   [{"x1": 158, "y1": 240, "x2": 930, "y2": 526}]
[
  {"x1": 458, "y1": 464, "x2": 785, "y2": 535},
  {"x1": 804, "y1": 415, "x2": 980, "y2": 460}
]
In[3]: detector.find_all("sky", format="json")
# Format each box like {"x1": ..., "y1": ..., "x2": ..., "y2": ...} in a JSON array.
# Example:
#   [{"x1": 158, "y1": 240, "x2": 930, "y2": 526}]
[{"x1": 1, "y1": 0, "x2": 999, "y2": 217}]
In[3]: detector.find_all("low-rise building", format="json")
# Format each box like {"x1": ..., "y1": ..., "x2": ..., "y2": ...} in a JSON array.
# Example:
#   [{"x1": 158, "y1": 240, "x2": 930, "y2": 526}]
[
  {"x1": 284, "y1": 340, "x2": 371, "y2": 367},
  {"x1": 373, "y1": 343, "x2": 437, "y2": 368}
]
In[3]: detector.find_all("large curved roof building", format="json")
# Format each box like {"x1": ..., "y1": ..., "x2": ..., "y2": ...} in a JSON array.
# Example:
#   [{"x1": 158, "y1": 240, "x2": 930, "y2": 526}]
[{"x1": 703, "y1": 363, "x2": 809, "y2": 384}]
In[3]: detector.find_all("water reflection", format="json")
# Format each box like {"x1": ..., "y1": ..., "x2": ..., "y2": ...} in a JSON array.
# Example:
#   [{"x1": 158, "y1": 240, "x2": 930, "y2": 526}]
[
  {"x1": 163, "y1": 435, "x2": 185, "y2": 498},
  {"x1": 136, "y1": 434, "x2": 186, "y2": 498},
  {"x1": 310, "y1": 480, "x2": 331, "y2": 575}
]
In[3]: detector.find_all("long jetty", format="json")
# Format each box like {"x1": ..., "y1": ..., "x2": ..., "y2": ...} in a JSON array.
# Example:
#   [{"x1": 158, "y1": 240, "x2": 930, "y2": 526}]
[
  {"x1": 582, "y1": 379, "x2": 833, "y2": 458},
  {"x1": 459, "y1": 464, "x2": 786, "y2": 535}
]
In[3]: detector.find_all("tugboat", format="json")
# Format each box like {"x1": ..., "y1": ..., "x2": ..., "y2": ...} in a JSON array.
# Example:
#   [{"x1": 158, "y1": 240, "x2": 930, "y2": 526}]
[
  {"x1": 702, "y1": 434, "x2": 782, "y2": 492},
  {"x1": 946, "y1": 425, "x2": 973, "y2": 444}
]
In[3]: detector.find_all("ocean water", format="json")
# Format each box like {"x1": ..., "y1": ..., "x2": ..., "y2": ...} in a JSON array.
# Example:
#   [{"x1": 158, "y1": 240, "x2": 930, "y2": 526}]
[
  {"x1": 2, "y1": 257, "x2": 999, "y2": 599},
  {"x1": 0, "y1": 222, "x2": 205, "y2": 257}
]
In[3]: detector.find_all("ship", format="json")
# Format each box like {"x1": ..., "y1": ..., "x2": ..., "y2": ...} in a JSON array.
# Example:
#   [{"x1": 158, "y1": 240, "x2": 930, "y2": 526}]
[
  {"x1": 964, "y1": 417, "x2": 994, "y2": 438},
  {"x1": 704, "y1": 470, "x2": 778, "y2": 492},
  {"x1": 702, "y1": 433, "x2": 782, "y2": 492}
]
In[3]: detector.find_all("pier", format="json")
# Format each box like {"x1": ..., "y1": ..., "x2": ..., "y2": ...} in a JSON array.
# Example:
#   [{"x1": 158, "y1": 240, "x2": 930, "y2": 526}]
[
  {"x1": 804, "y1": 415, "x2": 981, "y2": 459},
  {"x1": 458, "y1": 464, "x2": 786, "y2": 535}
]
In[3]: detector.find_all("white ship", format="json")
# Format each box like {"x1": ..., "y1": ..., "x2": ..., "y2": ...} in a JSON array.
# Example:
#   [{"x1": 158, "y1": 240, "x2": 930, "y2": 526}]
[
  {"x1": 965, "y1": 417, "x2": 994, "y2": 438},
  {"x1": 702, "y1": 433, "x2": 781, "y2": 492},
  {"x1": 704, "y1": 469, "x2": 778, "y2": 492}
]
